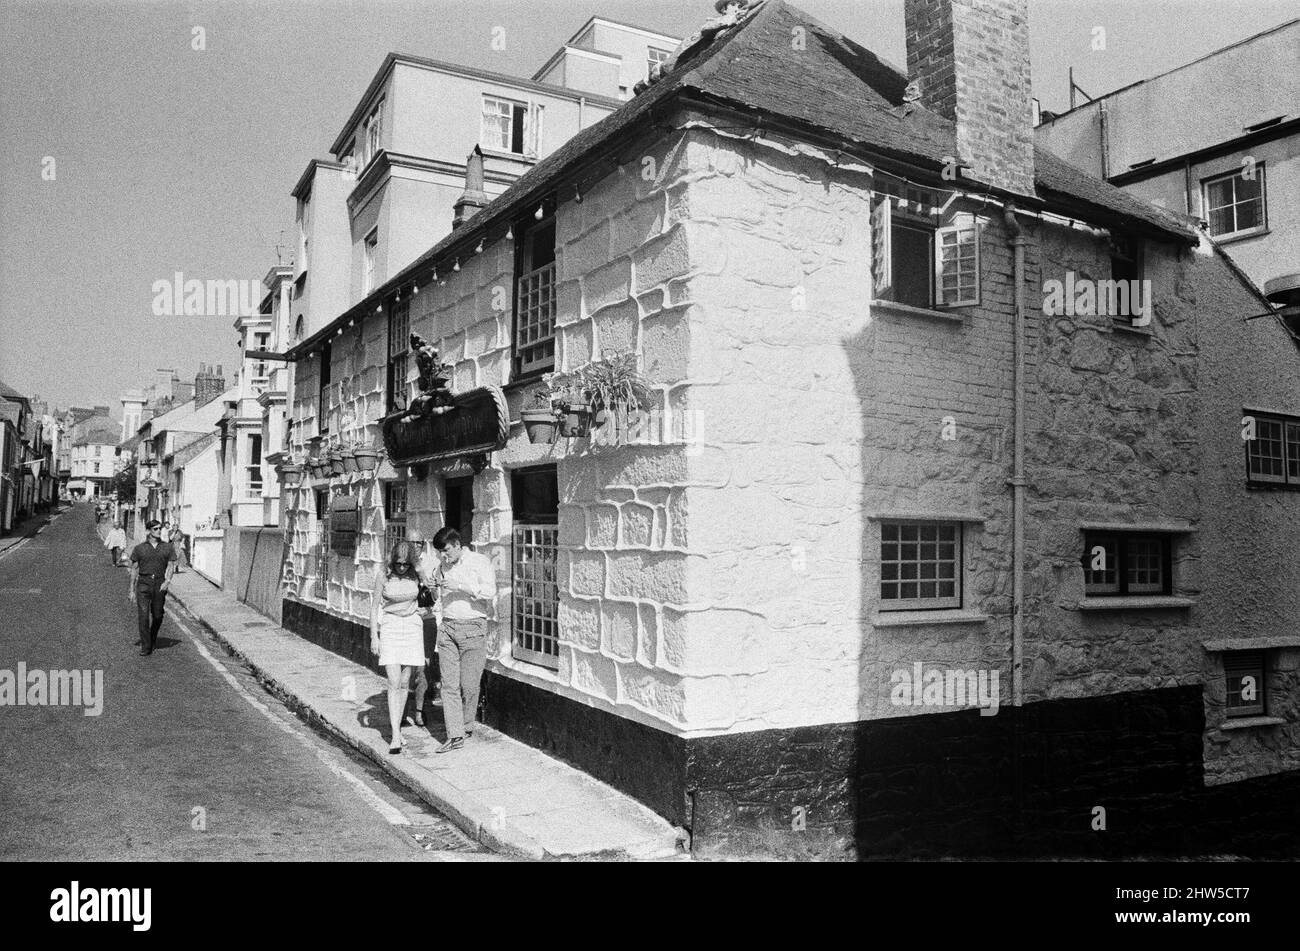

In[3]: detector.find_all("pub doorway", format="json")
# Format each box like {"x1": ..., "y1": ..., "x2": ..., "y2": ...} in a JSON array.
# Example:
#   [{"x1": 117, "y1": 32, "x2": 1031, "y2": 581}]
[{"x1": 444, "y1": 476, "x2": 474, "y2": 539}]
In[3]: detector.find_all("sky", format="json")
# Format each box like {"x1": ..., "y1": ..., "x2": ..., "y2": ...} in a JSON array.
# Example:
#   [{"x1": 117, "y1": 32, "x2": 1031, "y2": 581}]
[{"x1": 2, "y1": 0, "x2": 1295, "y2": 418}]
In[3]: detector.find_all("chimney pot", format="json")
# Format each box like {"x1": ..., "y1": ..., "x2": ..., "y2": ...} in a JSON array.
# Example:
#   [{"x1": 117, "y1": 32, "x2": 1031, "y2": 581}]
[{"x1": 453, "y1": 146, "x2": 490, "y2": 229}]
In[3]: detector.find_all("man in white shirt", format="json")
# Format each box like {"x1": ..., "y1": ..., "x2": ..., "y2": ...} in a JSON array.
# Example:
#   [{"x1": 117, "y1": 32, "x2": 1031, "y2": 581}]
[
  {"x1": 428, "y1": 526, "x2": 497, "y2": 752},
  {"x1": 103, "y1": 522, "x2": 128, "y2": 566}
]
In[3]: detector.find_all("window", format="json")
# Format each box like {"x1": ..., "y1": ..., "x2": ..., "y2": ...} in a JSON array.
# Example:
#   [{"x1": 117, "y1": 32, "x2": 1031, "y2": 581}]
[
  {"x1": 872, "y1": 186, "x2": 979, "y2": 309},
  {"x1": 1224, "y1": 651, "x2": 1265, "y2": 718},
  {"x1": 318, "y1": 342, "x2": 332, "y2": 435},
  {"x1": 1244, "y1": 410, "x2": 1300, "y2": 486},
  {"x1": 647, "y1": 46, "x2": 671, "y2": 79},
  {"x1": 512, "y1": 199, "x2": 557, "y2": 376},
  {"x1": 363, "y1": 230, "x2": 378, "y2": 294},
  {"x1": 361, "y1": 98, "x2": 384, "y2": 168},
  {"x1": 1082, "y1": 532, "x2": 1173, "y2": 597},
  {"x1": 293, "y1": 315, "x2": 304, "y2": 343},
  {"x1": 93, "y1": 461, "x2": 101, "y2": 474},
  {"x1": 1203, "y1": 166, "x2": 1266, "y2": 239},
  {"x1": 879, "y1": 521, "x2": 961, "y2": 610},
  {"x1": 1107, "y1": 234, "x2": 1148, "y2": 324},
  {"x1": 386, "y1": 300, "x2": 410, "y2": 413},
  {"x1": 314, "y1": 488, "x2": 329, "y2": 597},
  {"x1": 341, "y1": 141, "x2": 356, "y2": 179},
  {"x1": 511, "y1": 466, "x2": 559, "y2": 669},
  {"x1": 481, "y1": 96, "x2": 541, "y2": 156},
  {"x1": 383, "y1": 481, "x2": 407, "y2": 551},
  {"x1": 253, "y1": 333, "x2": 269, "y2": 380},
  {"x1": 246, "y1": 434, "x2": 262, "y2": 498}
]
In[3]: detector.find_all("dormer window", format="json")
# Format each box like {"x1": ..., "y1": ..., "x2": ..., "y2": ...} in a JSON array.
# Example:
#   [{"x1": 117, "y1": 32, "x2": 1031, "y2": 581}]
[{"x1": 361, "y1": 98, "x2": 384, "y2": 169}]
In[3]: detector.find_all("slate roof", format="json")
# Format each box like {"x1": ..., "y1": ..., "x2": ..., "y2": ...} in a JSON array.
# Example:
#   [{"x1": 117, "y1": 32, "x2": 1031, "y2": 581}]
[
  {"x1": 288, "y1": 0, "x2": 1201, "y2": 359},
  {"x1": 0, "y1": 379, "x2": 29, "y2": 404},
  {"x1": 169, "y1": 431, "x2": 216, "y2": 469}
]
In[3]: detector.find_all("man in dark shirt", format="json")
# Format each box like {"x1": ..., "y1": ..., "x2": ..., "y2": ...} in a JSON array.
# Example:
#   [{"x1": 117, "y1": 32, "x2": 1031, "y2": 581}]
[{"x1": 128, "y1": 519, "x2": 178, "y2": 656}]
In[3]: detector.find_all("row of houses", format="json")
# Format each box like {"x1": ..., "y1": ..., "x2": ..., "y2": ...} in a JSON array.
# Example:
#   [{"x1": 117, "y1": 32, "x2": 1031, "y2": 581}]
[{"x1": 185, "y1": 0, "x2": 1300, "y2": 856}]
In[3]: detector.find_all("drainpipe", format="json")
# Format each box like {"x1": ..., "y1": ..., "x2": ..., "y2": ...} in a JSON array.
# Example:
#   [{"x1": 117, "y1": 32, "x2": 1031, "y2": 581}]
[
  {"x1": 1098, "y1": 100, "x2": 1110, "y2": 180},
  {"x1": 1003, "y1": 203, "x2": 1026, "y2": 709}
]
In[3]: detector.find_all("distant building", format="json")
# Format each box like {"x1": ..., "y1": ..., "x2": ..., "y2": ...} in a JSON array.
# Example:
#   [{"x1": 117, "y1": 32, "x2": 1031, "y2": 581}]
[{"x1": 1035, "y1": 19, "x2": 1300, "y2": 328}]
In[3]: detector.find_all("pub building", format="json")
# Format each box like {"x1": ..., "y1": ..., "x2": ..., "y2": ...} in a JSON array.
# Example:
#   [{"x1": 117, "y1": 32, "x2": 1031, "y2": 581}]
[{"x1": 278, "y1": 0, "x2": 1300, "y2": 856}]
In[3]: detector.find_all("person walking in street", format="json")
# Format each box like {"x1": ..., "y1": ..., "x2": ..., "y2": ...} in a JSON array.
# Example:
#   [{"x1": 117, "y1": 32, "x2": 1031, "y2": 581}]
[
  {"x1": 169, "y1": 525, "x2": 188, "y2": 573},
  {"x1": 369, "y1": 541, "x2": 426, "y2": 754},
  {"x1": 429, "y1": 527, "x2": 497, "y2": 754},
  {"x1": 127, "y1": 519, "x2": 178, "y2": 656},
  {"x1": 103, "y1": 521, "x2": 127, "y2": 566}
]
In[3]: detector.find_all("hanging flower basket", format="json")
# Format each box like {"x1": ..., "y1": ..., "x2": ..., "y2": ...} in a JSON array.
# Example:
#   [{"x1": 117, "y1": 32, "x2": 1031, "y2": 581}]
[
  {"x1": 354, "y1": 448, "x2": 380, "y2": 472},
  {"x1": 280, "y1": 465, "x2": 303, "y2": 486},
  {"x1": 522, "y1": 407, "x2": 560, "y2": 444},
  {"x1": 327, "y1": 451, "x2": 346, "y2": 477},
  {"x1": 340, "y1": 450, "x2": 358, "y2": 475},
  {"x1": 557, "y1": 402, "x2": 594, "y2": 438}
]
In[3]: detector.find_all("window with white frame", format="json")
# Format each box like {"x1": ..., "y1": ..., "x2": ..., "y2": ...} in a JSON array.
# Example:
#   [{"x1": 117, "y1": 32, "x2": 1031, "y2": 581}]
[
  {"x1": 647, "y1": 46, "x2": 671, "y2": 79},
  {"x1": 511, "y1": 466, "x2": 559, "y2": 669},
  {"x1": 246, "y1": 434, "x2": 262, "y2": 498},
  {"x1": 363, "y1": 229, "x2": 378, "y2": 294},
  {"x1": 1203, "y1": 165, "x2": 1266, "y2": 239},
  {"x1": 513, "y1": 199, "x2": 556, "y2": 376},
  {"x1": 1082, "y1": 532, "x2": 1172, "y2": 597},
  {"x1": 1244, "y1": 410, "x2": 1300, "y2": 486},
  {"x1": 386, "y1": 299, "x2": 410, "y2": 413},
  {"x1": 314, "y1": 488, "x2": 329, "y2": 598},
  {"x1": 872, "y1": 183, "x2": 979, "y2": 309},
  {"x1": 879, "y1": 521, "x2": 961, "y2": 610},
  {"x1": 362, "y1": 98, "x2": 384, "y2": 168},
  {"x1": 481, "y1": 95, "x2": 541, "y2": 156},
  {"x1": 1224, "y1": 650, "x2": 1266, "y2": 718}
]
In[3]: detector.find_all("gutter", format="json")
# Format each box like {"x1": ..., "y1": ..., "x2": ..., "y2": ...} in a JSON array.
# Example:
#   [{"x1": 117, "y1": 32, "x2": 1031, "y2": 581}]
[{"x1": 1003, "y1": 203, "x2": 1027, "y2": 709}]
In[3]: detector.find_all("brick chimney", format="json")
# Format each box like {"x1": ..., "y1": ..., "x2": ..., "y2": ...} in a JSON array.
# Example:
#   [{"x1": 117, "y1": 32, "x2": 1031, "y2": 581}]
[
  {"x1": 904, "y1": 0, "x2": 1035, "y2": 197},
  {"x1": 453, "y1": 146, "x2": 489, "y2": 229},
  {"x1": 194, "y1": 363, "x2": 225, "y2": 408}
]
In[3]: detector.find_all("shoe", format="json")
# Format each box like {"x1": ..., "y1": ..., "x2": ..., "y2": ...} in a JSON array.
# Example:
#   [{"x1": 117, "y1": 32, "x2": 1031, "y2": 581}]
[
  {"x1": 436, "y1": 737, "x2": 464, "y2": 754},
  {"x1": 388, "y1": 740, "x2": 402, "y2": 755},
  {"x1": 139, "y1": 647, "x2": 151, "y2": 656},
  {"x1": 412, "y1": 711, "x2": 426, "y2": 727}
]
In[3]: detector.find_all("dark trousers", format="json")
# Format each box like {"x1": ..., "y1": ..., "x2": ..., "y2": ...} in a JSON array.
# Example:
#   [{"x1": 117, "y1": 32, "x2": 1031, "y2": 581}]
[
  {"x1": 110, "y1": 546, "x2": 121, "y2": 565},
  {"x1": 136, "y1": 581, "x2": 166, "y2": 651}
]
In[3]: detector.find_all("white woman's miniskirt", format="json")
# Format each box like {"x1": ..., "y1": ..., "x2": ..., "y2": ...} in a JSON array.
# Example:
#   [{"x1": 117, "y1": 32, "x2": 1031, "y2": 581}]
[{"x1": 378, "y1": 612, "x2": 426, "y2": 666}]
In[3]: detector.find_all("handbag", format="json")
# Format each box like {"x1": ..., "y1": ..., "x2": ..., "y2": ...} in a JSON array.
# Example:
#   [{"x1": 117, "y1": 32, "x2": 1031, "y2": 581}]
[{"x1": 417, "y1": 582, "x2": 435, "y2": 609}]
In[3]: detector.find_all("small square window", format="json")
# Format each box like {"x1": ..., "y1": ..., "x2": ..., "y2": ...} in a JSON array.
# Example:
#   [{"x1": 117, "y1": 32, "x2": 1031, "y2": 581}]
[
  {"x1": 1202, "y1": 166, "x2": 1267, "y2": 239},
  {"x1": 1224, "y1": 650, "x2": 1265, "y2": 718},
  {"x1": 1082, "y1": 532, "x2": 1172, "y2": 596},
  {"x1": 880, "y1": 520, "x2": 961, "y2": 610}
]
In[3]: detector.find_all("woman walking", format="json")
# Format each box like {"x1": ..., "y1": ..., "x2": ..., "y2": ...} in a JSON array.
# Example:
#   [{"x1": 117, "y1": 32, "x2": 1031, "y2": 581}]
[{"x1": 370, "y1": 541, "x2": 426, "y2": 754}]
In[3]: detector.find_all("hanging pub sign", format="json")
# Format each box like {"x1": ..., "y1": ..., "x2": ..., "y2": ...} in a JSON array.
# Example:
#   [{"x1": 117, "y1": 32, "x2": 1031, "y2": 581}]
[
  {"x1": 380, "y1": 333, "x2": 508, "y2": 471},
  {"x1": 329, "y1": 494, "x2": 359, "y2": 556},
  {"x1": 381, "y1": 385, "x2": 509, "y2": 470}
]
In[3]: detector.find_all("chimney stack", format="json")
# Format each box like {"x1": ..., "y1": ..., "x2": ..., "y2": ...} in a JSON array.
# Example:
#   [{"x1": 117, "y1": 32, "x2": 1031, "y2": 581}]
[
  {"x1": 194, "y1": 364, "x2": 225, "y2": 409},
  {"x1": 453, "y1": 146, "x2": 490, "y2": 229},
  {"x1": 904, "y1": 0, "x2": 1036, "y2": 197}
]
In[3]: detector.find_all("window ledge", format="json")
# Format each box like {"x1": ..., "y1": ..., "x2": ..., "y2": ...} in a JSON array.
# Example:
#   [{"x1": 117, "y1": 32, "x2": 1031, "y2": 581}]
[
  {"x1": 1204, "y1": 634, "x2": 1300, "y2": 652},
  {"x1": 1213, "y1": 228, "x2": 1270, "y2": 246},
  {"x1": 869, "y1": 510, "x2": 985, "y2": 523},
  {"x1": 480, "y1": 147, "x2": 538, "y2": 165},
  {"x1": 872, "y1": 609, "x2": 990, "y2": 628},
  {"x1": 1111, "y1": 320, "x2": 1155, "y2": 337},
  {"x1": 1218, "y1": 715, "x2": 1286, "y2": 731},
  {"x1": 1077, "y1": 596, "x2": 1195, "y2": 611},
  {"x1": 1245, "y1": 480, "x2": 1300, "y2": 492},
  {"x1": 1078, "y1": 520, "x2": 1196, "y2": 533},
  {"x1": 870, "y1": 299, "x2": 966, "y2": 325}
]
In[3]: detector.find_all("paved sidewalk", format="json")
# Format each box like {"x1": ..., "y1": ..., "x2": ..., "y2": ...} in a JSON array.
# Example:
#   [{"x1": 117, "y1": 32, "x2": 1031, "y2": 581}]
[
  {"x1": 0, "y1": 505, "x2": 67, "y2": 558},
  {"x1": 166, "y1": 571, "x2": 687, "y2": 861}
]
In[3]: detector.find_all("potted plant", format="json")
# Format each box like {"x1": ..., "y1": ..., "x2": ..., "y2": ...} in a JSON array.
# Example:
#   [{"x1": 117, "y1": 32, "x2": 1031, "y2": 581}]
[
  {"x1": 280, "y1": 452, "x2": 305, "y2": 486},
  {"x1": 340, "y1": 438, "x2": 359, "y2": 475},
  {"x1": 542, "y1": 370, "x2": 594, "y2": 438},
  {"x1": 577, "y1": 352, "x2": 651, "y2": 433},
  {"x1": 522, "y1": 390, "x2": 561, "y2": 444},
  {"x1": 327, "y1": 439, "x2": 346, "y2": 477},
  {"x1": 354, "y1": 440, "x2": 380, "y2": 472}
]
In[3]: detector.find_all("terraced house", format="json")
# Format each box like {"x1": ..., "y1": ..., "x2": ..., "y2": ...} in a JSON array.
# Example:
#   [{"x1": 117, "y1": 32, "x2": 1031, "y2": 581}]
[{"x1": 274, "y1": 0, "x2": 1300, "y2": 856}]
